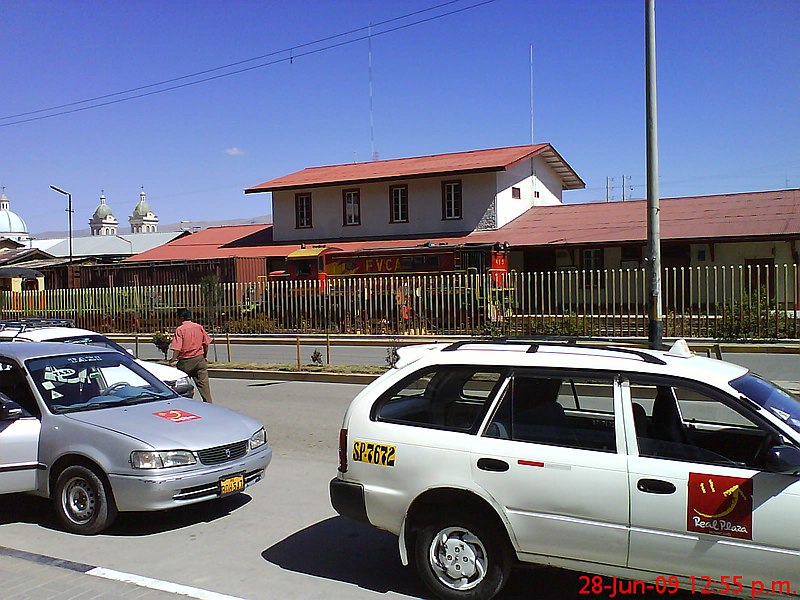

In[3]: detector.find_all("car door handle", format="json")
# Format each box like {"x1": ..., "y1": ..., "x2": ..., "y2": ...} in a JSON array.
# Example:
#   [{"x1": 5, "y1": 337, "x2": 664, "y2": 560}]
[
  {"x1": 637, "y1": 478, "x2": 676, "y2": 494},
  {"x1": 477, "y1": 458, "x2": 509, "y2": 472}
]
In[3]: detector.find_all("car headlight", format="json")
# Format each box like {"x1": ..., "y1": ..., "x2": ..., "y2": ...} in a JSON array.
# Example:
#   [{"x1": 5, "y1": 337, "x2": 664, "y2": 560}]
[
  {"x1": 249, "y1": 428, "x2": 267, "y2": 450},
  {"x1": 130, "y1": 450, "x2": 196, "y2": 469}
]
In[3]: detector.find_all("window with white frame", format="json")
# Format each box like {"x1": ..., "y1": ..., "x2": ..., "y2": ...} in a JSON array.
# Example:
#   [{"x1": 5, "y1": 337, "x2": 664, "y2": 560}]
[
  {"x1": 390, "y1": 185, "x2": 408, "y2": 223},
  {"x1": 295, "y1": 193, "x2": 312, "y2": 229},
  {"x1": 343, "y1": 189, "x2": 361, "y2": 226},
  {"x1": 442, "y1": 180, "x2": 462, "y2": 220}
]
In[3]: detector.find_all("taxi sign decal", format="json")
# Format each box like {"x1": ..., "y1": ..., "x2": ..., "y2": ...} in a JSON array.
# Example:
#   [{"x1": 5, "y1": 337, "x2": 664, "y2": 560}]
[
  {"x1": 153, "y1": 409, "x2": 201, "y2": 423},
  {"x1": 687, "y1": 472, "x2": 753, "y2": 540}
]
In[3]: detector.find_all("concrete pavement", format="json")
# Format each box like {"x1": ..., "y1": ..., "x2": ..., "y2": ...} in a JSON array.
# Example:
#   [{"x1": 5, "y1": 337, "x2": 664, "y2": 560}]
[{"x1": 0, "y1": 547, "x2": 189, "y2": 600}]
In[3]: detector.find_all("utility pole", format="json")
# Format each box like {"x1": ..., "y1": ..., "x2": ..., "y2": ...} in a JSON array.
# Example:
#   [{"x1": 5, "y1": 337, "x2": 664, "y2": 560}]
[{"x1": 645, "y1": 0, "x2": 663, "y2": 349}]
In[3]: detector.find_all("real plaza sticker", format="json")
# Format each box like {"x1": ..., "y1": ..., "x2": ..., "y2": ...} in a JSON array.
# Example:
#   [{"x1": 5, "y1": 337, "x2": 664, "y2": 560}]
[
  {"x1": 153, "y1": 409, "x2": 201, "y2": 423},
  {"x1": 687, "y1": 472, "x2": 753, "y2": 540}
]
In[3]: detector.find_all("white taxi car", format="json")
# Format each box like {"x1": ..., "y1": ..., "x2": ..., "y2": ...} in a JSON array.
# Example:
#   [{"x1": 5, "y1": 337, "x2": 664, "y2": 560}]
[
  {"x1": 0, "y1": 320, "x2": 194, "y2": 397},
  {"x1": 330, "y1": 340, "x2": 800, "y2": 599}
]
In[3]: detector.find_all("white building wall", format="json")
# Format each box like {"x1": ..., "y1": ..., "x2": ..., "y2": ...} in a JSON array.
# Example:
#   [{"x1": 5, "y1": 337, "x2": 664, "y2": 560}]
[
  {"x1": 494, "y1": 156, "x2": 563, "y2": 229},
  {"x1": 271, "y1": 172, "x2": 498, "y2": 242}
]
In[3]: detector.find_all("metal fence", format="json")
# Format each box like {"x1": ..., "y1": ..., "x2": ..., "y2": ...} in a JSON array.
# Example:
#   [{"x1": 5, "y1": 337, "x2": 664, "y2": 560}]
[{"x1": 1, "y1": 264, "x2": 798, "y2": 339}]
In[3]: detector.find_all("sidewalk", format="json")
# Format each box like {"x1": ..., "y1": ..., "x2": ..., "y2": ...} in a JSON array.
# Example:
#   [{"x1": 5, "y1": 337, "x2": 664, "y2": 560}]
[
  {"x1": 0, "y1": 553, "x2": 175, "y2": 600},
  {"x1": 0, "y1": 546, "x2": 244, "y2": 600}
]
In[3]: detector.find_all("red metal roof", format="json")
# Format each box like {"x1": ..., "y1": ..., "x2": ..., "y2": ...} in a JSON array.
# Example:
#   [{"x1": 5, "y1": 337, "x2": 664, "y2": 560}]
[
  {"x1": 128, "y1": 189, "x2": 800, "y2": 263},
  {"x1": 245, "y1": 143, "x2": 585, "y2": 193},
  {"x1": 467, "y1": 189, "x2": 800, "y2": 246}
]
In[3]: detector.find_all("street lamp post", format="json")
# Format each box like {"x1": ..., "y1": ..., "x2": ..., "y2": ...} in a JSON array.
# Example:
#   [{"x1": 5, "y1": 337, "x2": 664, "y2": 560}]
[{"x1": 49, "y1": 185, "x2": 74, "y2": 264}]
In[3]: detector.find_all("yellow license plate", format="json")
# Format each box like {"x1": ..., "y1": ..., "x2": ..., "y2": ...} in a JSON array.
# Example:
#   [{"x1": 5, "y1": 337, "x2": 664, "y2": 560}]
[
  {"x1": 353, "y1": 441, "x2": 396, "y2": 467},
  {"x1": 219, "y1": 473, "x2": 245, "y2": 496}
]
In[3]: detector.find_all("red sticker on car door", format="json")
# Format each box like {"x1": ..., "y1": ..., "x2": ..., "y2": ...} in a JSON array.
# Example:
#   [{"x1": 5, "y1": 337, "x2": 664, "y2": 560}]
[
  {"x1": 153, "y1": 409, "x2": 201, "y2": 423},
  {"x1": 687, "y1": 472, "x2": 753, "y2": 539}
]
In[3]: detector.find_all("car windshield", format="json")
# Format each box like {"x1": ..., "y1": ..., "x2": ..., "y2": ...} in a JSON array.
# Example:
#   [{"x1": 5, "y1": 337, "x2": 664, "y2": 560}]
[
  {"x1": 730, "y1": 373, "x2": 800, "y2": 434},
  {"x1": 26, "y1": 351, "x2": 176, "y2": 414},
  {"x1": 51, "y1": 334, "x2": 127, "y2": 354}
]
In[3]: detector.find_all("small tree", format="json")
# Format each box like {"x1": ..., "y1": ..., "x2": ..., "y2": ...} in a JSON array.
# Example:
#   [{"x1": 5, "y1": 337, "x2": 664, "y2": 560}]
[{"x1": 152, "y1": 332, "x2": 171, "y2": 359}]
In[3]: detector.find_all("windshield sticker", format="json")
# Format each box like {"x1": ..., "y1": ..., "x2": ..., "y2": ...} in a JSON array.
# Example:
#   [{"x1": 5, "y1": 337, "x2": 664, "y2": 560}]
[
  {"x1": 154, "y1": 409, "x2": 201, "y2": 423},
  {"x1": 687, "y1": 473, "x2": 753, "y2": 540},
  {"x1": 66, "y1": 355, "x2": 103, "y2": 363}
]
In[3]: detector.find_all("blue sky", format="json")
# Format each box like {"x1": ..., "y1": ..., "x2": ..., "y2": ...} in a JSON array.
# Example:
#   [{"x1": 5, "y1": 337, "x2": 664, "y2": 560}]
[{"x1": 2, "y1": 0, "x2": 799, "y2": 236}]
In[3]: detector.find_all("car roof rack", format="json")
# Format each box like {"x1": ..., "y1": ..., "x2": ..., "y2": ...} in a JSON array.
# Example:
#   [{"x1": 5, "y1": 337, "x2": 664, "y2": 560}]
[
  {"x1": 0, "y1": 318, "x2": 76, "y2": 333},
  {"x1": 441, "y1": 337, "x2": 667, "y2": 366}
]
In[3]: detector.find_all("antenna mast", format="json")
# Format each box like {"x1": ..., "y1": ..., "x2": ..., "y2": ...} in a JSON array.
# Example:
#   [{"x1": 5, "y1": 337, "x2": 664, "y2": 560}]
[
  {"x1": 369, "y1": 23, "x2": 378, "y2": 161},
  {"x1": 529, "y1": 44, "x2": 534, "y2": 144}
]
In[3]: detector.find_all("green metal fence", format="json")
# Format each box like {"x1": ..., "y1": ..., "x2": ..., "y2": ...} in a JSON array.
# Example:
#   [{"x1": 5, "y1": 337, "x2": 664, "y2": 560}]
[{"x1": 1, "y1": 264, "x2": 798, "y2": 339}]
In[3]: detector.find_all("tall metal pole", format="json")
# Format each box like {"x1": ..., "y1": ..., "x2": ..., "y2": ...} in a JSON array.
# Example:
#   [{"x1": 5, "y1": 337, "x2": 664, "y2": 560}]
[
  {"x1": 645, "y1": 0, "x2": 663, "y2": 349},
  {"x1": 67, "y1": 192, "x2": 73, "y2": 264},
  {"x1": 50, "y1": 185, "x2": 74, "y2": 265}
]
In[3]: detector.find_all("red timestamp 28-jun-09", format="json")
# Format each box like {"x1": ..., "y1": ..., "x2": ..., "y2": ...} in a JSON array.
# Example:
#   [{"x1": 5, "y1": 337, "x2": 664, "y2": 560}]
[{"x1": 578, "y1": 574, "x2": 796, "y2": 597}]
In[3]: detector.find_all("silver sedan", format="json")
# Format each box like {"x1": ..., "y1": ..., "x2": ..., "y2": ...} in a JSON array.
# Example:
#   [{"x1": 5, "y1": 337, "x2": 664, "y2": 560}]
[{"x1": 0, "y1": 342, "x2": 272, "y2": 534}]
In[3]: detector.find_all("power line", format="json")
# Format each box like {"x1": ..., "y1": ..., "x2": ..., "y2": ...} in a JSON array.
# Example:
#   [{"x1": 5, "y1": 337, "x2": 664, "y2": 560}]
[{"x1": 0, "y1": 0, "x2": 497, "y2": 128}]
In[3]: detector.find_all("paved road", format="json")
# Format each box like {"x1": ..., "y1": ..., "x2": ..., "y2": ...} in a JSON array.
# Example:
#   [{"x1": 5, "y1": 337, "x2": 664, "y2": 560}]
[
  {"x1": 0, "y1": 378, "x2": 730, "y2": 599},
  {"x1": 124, "y1": 340, "x2": 799, "y2": 381}
]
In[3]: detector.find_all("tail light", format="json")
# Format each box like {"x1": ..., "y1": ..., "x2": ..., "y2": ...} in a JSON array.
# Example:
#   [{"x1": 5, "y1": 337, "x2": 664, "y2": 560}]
[{"x1": 338, "y1": 428, "x2": 348, "y2": 473}]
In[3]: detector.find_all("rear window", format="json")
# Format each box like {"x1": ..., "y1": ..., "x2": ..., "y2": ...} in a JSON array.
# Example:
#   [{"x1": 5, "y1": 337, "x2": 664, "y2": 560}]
[{"x1": 374, "y1": 366, "x2": 505, "y2": 433}]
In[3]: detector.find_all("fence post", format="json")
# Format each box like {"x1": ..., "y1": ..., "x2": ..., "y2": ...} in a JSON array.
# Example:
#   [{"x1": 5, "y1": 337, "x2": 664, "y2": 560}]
[{"x1": 326, "y1": 333, "x2": 331, "y2": 365}]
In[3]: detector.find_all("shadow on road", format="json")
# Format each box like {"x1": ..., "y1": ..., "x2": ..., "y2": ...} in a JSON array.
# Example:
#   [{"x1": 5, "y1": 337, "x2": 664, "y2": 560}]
[
  {"x1": 0, "y1": 492, "x2": 251, "y2": 536},
  {"x1": 262, "y1": 516, "x2": 697, "y2": 599},
  {"x1": 262, "y1": 516, "x2": 425, "y2": 596}
]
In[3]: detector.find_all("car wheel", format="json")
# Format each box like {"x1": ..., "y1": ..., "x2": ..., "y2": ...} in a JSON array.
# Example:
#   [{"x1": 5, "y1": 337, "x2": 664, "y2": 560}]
[
  {"x1": 415, "y1": 515, "x2": 511, "y2": 600},
  {"x1": 54, "y1": 465, "x2": 118, "y2": 534}
]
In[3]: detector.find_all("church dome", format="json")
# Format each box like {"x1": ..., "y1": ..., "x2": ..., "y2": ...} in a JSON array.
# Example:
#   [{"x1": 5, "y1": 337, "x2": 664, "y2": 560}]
[
  {"x1": 133, "y1": 190, "x2": 152, "y2": 216},
  {"x1": 92, "y1": 194, "x2": 115, "y2": 219},
  {"x1": 0, "y1": 192, "x2": 29, "y2": 237}
]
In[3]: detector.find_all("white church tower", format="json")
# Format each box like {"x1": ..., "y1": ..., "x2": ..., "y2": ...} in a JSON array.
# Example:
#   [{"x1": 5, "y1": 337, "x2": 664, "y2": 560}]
[
  {"x1": 129, "y1": 188, "x2": 158, "y2": 233},
  {"x1": 89, "y1": 192, "x2": 119, "y2": 236}
]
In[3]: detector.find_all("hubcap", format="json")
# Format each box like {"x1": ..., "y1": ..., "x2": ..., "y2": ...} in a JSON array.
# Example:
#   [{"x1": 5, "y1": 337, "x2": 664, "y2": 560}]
[
  {"x1": 62, "y1": 477, "x2": 95, "y2": 524},
  {"x1": 428, "y1": 526, "x2": 488, "y2": 590}
]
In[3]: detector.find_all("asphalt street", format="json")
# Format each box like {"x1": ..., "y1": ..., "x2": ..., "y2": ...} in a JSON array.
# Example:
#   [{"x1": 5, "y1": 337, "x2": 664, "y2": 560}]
[
  {"x1": 124, "y1": 340, "x2": 800, "y2": 381},
  {"x1": 0, "y1": 377, "x2": 731, "y2": 600}
]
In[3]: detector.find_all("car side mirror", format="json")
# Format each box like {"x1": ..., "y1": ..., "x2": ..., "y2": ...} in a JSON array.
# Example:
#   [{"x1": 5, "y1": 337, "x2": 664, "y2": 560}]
[
  {"x1": 126, "y1": 348, "x2": 135, "y2": 355},
  {"x1": 766, "y1": 445, "x2": 800, "y2": 475},
  {"x1": 0, "y1": 393, "x2": 24, "y2": 421}
]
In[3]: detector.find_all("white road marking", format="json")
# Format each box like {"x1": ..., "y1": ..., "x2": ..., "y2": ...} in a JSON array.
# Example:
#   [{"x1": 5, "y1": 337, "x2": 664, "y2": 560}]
[{"x1": 88, "y1": 567, "x2": 248, "y2": 600}]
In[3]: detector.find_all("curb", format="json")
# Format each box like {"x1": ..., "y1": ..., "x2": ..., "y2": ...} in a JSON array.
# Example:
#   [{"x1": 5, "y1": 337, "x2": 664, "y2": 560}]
[{"x1": 208, "y1": 368, "x2": 379, "y2": 385}]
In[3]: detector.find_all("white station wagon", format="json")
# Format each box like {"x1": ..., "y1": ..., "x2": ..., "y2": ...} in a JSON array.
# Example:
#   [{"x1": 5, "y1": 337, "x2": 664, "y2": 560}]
[{"x1": 330, "y1": 340, "x2": 800, "y2": 599}]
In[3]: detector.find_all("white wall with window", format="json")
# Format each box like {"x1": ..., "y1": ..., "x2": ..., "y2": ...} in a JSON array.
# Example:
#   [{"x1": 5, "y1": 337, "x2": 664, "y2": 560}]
[
  {"x1": 495, "y1": 156, "x2": 563, "y2": 228},
  {"x1": 271, "y1": 172, "x2": 498, "y2": 242}
]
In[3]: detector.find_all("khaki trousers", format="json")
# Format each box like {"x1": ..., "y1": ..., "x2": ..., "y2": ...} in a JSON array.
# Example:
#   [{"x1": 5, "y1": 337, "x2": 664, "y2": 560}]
[{"x1": 176, "y1": 355, "x2": 213, "y2": 403}]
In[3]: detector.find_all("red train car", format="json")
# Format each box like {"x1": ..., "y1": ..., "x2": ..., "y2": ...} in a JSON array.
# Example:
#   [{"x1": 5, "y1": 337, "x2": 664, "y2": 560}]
[{"x1": 281, "y1": 242, "x2": 510, "y2": 284}]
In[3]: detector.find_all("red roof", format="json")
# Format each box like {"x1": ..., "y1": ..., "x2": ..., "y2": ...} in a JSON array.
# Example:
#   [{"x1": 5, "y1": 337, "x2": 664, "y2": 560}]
[
  {"x1": 126, "y1": 223, "x2": 469, "y2": 263},
  {"x1": 128, "y1": 189, "x2": 800, "y2": 263},
  {"x1": 245, "y1": 144, "x2": 585, "y2": 193},
  {"x1": 467, "y1": 188, "x2": 800, "y2": 246}
]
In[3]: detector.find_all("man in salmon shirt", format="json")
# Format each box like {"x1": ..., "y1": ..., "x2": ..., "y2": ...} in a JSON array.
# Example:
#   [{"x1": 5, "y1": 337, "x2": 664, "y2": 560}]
[{"x1": 169, "y1": 308, "x2": 213, "y2": 403}]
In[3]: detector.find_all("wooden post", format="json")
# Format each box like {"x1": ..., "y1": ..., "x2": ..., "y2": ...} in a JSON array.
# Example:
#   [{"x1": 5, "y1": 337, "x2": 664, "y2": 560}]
[
  {"x1": 226, "y1": 332, "x2": 232, "y2": 363},
  {"x1": 326, "y1": 333, "x2": 331, "y2": 365},
  {"x1": 296, "y1": 336, "x2": 301, "y2": 369}
]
